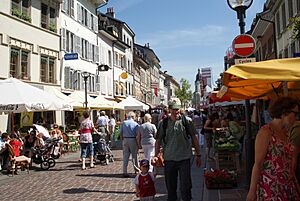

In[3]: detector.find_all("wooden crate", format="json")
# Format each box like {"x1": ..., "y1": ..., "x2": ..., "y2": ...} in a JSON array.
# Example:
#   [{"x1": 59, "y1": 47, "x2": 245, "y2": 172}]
[{"x1": 215, "y1": 151, "x2": 240, "y2": 172}]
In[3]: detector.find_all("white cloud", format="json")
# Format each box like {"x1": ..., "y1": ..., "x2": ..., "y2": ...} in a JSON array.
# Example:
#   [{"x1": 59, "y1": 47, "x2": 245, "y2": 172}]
[{"x1": 138, "y1": 25, "x2": 226, "y2": 50}]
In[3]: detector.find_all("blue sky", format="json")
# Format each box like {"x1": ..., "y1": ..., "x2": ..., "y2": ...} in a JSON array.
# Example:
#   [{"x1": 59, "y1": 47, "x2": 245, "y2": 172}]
[{"x1": 100, "y1": 0, "x2": 266, "y2": 90}]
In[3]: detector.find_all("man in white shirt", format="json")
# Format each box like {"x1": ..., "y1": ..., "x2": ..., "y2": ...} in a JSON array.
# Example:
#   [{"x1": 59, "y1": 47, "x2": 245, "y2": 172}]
[{"x1": 96, "y1": 111, "x2": 108, "y2": 133}]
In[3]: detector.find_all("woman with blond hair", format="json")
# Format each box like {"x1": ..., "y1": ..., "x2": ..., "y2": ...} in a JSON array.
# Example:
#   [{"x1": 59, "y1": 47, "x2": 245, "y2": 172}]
[{"x1": 136, "y1": 113, "x2": 157, "y2": 172}]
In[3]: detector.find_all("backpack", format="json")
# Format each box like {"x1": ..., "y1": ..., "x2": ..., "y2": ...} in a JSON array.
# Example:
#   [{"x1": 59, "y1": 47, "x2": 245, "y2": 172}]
[{"x1": 161, "y1": 115, "x2": 191, "y2": 144}]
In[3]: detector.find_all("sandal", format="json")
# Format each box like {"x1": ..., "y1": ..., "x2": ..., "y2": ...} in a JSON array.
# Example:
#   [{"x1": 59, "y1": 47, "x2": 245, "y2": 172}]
[{"x1": 90, "y1": 164, "x2": 96, "y2": 168}]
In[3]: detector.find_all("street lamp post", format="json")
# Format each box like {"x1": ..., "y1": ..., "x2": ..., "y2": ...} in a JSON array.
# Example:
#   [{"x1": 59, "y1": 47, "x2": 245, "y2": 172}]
[
  {"x1": 227, "y1": 0, "x2": 253, "y2": 187},
  {"x1": 81, "y1": 71, "x2": 90, "y2": 109}
]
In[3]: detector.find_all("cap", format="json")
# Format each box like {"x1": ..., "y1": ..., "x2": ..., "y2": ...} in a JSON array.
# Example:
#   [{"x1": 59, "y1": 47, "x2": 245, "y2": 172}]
[
  {"x1": 140, "y1": 159, "x2": 150, "y2": 167},
  {"x1": 168, "y1": 97, "x2": 181, "y2": 109}
]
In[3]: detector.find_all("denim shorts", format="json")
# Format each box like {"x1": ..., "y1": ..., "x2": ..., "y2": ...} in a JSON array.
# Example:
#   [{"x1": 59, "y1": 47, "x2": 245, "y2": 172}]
[{"x1": 80, "y1": 143, "x2": 94, "y2": 158}]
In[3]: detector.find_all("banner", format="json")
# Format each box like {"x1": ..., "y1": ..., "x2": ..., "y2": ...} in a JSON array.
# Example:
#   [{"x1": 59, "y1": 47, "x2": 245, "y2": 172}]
[
  {"x1": 21, "y1": 112, "x2": 33, "y2": 127},
  {"x1": 201, "y1": 67, "x2": 212, "y2": 88}
]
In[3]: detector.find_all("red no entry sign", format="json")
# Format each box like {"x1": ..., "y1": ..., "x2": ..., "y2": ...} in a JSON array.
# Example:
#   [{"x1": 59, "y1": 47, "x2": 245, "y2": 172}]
[{"x1": 232, "y1": 34, "x2": 256, "y2": 57}]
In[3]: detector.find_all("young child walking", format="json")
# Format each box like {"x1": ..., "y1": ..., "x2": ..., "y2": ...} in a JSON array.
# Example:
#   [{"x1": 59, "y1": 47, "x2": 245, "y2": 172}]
[{"x1": 133, "y1": 159, "x2": 156, "y2": 201}]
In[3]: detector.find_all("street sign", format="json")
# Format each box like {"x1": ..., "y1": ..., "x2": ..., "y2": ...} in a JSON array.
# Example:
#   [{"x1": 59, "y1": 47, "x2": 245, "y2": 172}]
[
  {"x1": 64, "y1": 53, "x2": 78, "y2": 60},
  {"x1": 234, "y1": 57, "x2": 256, "y2": 64},
  {"x1": 232, "y1": 34, "x2": 256, "y2": 57}
]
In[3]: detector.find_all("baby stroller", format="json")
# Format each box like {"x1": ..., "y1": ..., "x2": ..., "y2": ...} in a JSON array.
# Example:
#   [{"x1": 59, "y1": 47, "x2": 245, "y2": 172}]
[
  {"x1": 31, "y1": 137, "x2": 62, "y2": 170},
  {"x1": 92, "y1": 132, "x2": 114, "y2": 165}
]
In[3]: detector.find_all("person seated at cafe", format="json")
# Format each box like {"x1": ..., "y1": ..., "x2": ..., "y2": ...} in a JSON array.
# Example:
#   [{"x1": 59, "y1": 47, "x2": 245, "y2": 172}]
[
  {"x1": 9, "y1": 136, "x2": 23, "y2": 157},
  {"x1": 10, "y1": 126, "x2": 21, "y2": 139},
  {"x1": 0, "y1": 133, "x2": 10, "y2": 171},
  {"x1": 24, "y1": 129, "x2": 37, "y2": 157},
  {"x1": 50, "y1": 123, "x2": 63, "y2": 154}
]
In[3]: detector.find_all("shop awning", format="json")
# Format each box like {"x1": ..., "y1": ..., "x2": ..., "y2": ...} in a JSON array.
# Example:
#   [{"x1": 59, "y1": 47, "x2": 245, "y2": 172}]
[
  {"x1": 116, "y1": 96, "x2": 149, "y2": 111},
  {"x1": 90, "y1": 95, "x2": 123, "y2": 110},
  {"x1": 218, "y1": 58, "x2": 300, "y2": 100}
]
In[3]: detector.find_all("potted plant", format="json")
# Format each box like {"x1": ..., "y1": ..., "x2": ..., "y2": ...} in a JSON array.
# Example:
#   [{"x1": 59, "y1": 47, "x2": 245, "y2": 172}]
[
  {"x1": 11, "y1": 8, "x2": 22, "y2": 18},
  {"x1": 49, "y1": 23, "x2": 57, "y2": 32},
  {"x1": 21, "y1": 13, "x2": 31, "y2": 22}
]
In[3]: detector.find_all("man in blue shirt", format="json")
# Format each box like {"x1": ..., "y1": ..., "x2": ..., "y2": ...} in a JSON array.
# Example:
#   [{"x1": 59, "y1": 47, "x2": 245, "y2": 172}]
[
  {"x1": 96, "y1": 111, "x2": 108, "y2": 133},
  {"x1": 120, "y1": 111, "x2": 139, "y2": 177}
]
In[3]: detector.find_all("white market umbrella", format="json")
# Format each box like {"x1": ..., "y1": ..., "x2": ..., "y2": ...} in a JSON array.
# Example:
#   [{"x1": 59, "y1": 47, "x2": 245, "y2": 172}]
[
  {"x1": 0, "y1": 78, "x2": 73, "y2": 113},
  {"x1": 46, "y1": 87, "x2": 82, "y2": 108},
  {"x1": 68, "y1": 91, "x2": 97, "y2": 108},
  {"x1": 90, "y1": 95, "x2": 123, "y2": 110},
  {"x1": 33, "y1": 124, "x2": 50, "y2": 138},
  {"x1": 116, "y1": 96, "x2": 149, "y2": 111}
]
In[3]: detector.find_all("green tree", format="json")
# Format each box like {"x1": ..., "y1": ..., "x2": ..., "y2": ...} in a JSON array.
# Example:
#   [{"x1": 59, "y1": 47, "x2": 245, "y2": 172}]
[
  {"x1": 289, "y1": 17, "x2": 300, "y2": 40},
  {"x1": 175, "y1": 78, "x2": 193, "y2": 109}
]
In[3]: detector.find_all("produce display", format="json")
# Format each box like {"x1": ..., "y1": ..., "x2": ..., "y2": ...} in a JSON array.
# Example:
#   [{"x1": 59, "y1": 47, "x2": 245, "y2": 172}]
[{"x1": 214, "y1": 128, "x2": 240, "y2": 152}]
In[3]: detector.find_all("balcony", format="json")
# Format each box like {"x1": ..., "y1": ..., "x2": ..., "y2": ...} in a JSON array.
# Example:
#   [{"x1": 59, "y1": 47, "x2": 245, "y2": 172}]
[{"x1": 91, "y1": 0, "x2": 108, "y2": 6}]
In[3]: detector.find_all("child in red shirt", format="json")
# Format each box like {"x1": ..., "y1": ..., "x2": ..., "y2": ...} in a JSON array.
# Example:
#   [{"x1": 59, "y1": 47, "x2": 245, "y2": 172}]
[
  {"x1": 133, "y1": 159, "x2": 156, "y2": 201},
  {"x1": 9, "y1": 138, "x2": 23, "y2": 157}
]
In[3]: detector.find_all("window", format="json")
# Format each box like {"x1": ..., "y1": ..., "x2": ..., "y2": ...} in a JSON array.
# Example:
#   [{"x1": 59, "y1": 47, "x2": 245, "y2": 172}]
[
  {"x1": 276, "y1": 12, "x2": 281, "y2": 36},
  {"x1": 10, "y1": 48, "x2": 30, "y2": 79},
  {"x1": 41, "y1": 1, "x2": 57, "y2": 31},
  {"x1": 11, "y1": 0, "x2": 31, "y2": 17},
  {"x1": 40, "y1": 56, "x2": 56, "y2": 83},
  {"x1": 281, "y1": 3, "x2": 286, "y2": 29},
  {"x1": 62, "y1": 0, "x2": 74, "y2": 17},
  {"x1": 288, "y1": 0, "x2": 293, "y2": 18}
]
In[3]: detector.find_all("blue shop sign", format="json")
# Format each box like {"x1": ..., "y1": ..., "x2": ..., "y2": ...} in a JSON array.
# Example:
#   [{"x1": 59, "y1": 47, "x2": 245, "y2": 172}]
[{"x1": 64, "y1": 53, "x2": 78, "y2": 60}]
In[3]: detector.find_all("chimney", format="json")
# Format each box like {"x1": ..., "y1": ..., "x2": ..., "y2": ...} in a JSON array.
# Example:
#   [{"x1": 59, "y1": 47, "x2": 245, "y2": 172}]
[
  {"x1": 145, "y1": 43, "x2": 150, "y2": 48},
  {"x1": 106, "y1": 7, "x2": 115, "y2": 18}
]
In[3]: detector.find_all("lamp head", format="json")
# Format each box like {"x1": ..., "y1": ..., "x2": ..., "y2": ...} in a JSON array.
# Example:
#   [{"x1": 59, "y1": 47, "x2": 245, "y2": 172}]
[
  {"x1": 227, "y1": 0, "x2": 253, "y2": 10},
  {"x1": 81, "y1": 71, "x2": 90, "y2": 78}
]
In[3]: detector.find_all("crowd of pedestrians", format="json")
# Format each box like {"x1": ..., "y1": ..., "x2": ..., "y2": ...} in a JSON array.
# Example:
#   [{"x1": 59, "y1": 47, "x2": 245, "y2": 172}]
[{"x1": 3, "y1": 95, "x2": 300, "y2": 200}]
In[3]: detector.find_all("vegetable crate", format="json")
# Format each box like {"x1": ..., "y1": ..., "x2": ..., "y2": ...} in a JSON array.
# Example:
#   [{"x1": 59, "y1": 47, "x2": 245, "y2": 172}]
[{"x1": 215, "y1": 151, "x2": 240, "y2": 172}]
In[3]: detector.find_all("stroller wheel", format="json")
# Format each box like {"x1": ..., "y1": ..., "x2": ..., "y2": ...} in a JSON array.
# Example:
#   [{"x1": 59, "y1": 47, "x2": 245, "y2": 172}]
[
  {"x1": 48, "y1": 158, "x2": 56, "y2": 168},
  {"x1": 40, "y1": 161, "x2": 50, "y2": 170}
]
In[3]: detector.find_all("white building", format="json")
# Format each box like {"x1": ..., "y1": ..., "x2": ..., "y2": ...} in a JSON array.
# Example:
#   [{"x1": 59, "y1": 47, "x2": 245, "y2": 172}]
[
  {"x1": 61, "y1": 0, "x2": 108, "y2": 97},
  {"x1": 0, "y1": 0, "x2": 63, "y2": 125}
]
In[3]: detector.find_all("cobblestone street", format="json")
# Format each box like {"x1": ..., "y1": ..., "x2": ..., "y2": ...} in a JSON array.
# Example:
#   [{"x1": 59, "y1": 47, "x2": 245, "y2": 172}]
[{"x1": 0, "y1": 145, "x2": 204, "y2": 201}]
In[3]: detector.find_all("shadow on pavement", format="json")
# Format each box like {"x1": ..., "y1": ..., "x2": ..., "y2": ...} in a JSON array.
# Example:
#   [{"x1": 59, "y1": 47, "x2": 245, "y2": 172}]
[
  {"x1": 63, "y1": 188, "x2": 135, "y2": 195},
  {"x1": 63, "y1": 188, "x2": 101, "y2": 194},
  {"x1": 76, "y1": 173, "x2": 133, "y2": 178}
]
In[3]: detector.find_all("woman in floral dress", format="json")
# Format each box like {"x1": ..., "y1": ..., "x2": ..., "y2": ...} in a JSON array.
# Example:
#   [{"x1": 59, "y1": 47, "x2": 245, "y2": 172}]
[{"x1": 247, "y1": 97, "x2": 300, "y2": 201}]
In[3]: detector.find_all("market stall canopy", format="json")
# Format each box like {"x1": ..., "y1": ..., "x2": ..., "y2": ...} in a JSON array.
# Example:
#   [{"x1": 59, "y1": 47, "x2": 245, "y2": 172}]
[
  {"x1": 68, "y1": 91, "x2": 97, "y2": 108},
  {"x1": 46, "y1": 87, "x2": 82, "y2": 108},
  {"x1": 90, "y1": 95, "x2": 123, "y2": 110},
  {"x1": 0, "y1": 78, "x2": 73, "y2": 112},
  {"x1": 116, "y1": 96, "x2": 149, "y2": 111},
  {"x1": 218, "y1": 58, "x2": 300, "y2": 100},
  {"x1": 209, "y1": 91, "x2": 232, "y2": 104}
]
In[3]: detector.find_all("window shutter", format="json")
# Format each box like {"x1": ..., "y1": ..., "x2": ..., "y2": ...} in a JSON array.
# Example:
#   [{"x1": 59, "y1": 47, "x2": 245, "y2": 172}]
[
  {"x1": 70, "y1": 0, "x2": 74, "y2": 18},
  {"x1": 72, "y1": 33, "x2": 76, "y2": 53},
  {"x1": 93, "y1": 15, "x2": 98, "y2": 33},
  {"x1": 87, "y1": 13, "x2": 91, "y2": 29},
  {"x1": 60, "y1": 28, "x2": 66, "y2": 51},
  {"x1": 77, "y1": 3, "x2": 82, "y2": 23},
  {"x1": 64, "y1": 66, "x2": 70, "y2": 89},
  {"x1": 95, "y1": 46, "x2": 99, "y2": 63}
]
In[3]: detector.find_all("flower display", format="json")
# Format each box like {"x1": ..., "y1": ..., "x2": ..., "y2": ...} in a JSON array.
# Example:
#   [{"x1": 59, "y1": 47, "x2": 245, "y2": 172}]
[{"x1": 204, "y1": 169, "x2": 238, "y2": 189}]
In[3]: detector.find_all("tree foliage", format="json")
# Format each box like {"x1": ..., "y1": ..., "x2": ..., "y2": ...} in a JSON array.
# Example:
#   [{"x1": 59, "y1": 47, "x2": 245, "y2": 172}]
[
  {"x1": 175, "y1": 78, "x2": 193, "y2": 108},
  {"x1": 289, "y1": 17, "x2": 300, "y2": 40}
]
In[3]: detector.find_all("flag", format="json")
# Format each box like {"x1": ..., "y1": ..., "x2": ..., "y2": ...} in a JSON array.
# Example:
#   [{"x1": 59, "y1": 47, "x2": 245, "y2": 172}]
[
  {"x1": 154, "y1": 88, "x2": 158, "y2": 96},
  {"x1": 150, "y1": 82, "x2": 159, "y2": 89},
  {"x1": 201, "y1": 67, "x2": 212, "y2": 88}
]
